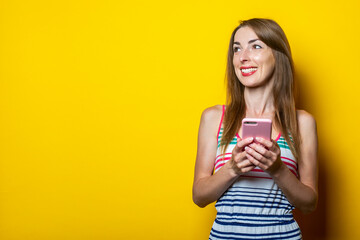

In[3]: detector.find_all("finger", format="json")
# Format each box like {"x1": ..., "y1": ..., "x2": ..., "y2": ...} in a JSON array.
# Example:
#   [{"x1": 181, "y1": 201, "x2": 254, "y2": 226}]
[
  {"x1": 255, "y1": 137, "x2": 275, "y2": 149},
  {"x1": 248, "y1": 143, "x2": 268, "y2": 156},
  {"x1": 234, "y1": 151, "x2": 252, "y2": 164},
  {"x1": 243, "y1": 159, "x2": 255, "y2": 167},
  {"x1": 241, "y1": 165, "x2": 256, "y2": 173},
  {"x1": 245, "y1": 146, "x2": 267, "y2": 162},
  {"x1": 234, "y1": 137, "x2": 253, "y2": 153},
  {"x1": 236, "y1": 159, "x2": 256, "y2": 172},
  {"x1": 246, "y1": 153, "x2": 266, "y2": 169}
]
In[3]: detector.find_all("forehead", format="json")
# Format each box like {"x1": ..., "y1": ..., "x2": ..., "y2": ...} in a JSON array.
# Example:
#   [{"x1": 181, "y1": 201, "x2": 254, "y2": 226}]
[{"x1": 234, "y1": 26, "x2": 259, "y2": 43}]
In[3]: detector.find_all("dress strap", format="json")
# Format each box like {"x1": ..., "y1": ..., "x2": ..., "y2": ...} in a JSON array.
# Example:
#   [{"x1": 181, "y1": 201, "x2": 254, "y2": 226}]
[
  {"x1": 274, "y1": 132, "x2": 281, "y2": 142},
  {"x1": 216, "y1": 105, "x2": 225, "y2": 143}
]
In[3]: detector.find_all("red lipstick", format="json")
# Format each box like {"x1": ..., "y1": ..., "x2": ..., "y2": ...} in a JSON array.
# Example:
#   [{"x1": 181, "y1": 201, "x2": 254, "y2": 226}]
[{"x1": 240, "y1": 66, "x2": 257, "y2": 76}]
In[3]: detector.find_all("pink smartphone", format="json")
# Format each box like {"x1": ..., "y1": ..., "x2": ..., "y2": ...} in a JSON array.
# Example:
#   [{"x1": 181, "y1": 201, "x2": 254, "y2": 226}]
[{"x1": 241, "y1": 118, "x2": 272, "y2": 141}]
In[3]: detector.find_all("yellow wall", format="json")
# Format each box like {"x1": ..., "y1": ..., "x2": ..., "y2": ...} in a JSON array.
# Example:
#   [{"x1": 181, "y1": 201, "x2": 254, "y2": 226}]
[{"x1": 0, "y1": 0, "x2": 359, "y2": 239}]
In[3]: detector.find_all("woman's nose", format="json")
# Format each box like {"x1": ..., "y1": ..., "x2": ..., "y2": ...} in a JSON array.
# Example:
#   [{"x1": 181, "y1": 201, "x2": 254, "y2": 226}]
[{"x1": 239, "y1": 48, "x2": 250, "y2": 63}]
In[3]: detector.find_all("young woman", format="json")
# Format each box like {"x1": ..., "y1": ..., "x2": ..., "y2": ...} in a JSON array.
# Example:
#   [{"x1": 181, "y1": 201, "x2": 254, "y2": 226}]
[{"x1": 192, "y1": 18, "x2": 318, "y2": 239}]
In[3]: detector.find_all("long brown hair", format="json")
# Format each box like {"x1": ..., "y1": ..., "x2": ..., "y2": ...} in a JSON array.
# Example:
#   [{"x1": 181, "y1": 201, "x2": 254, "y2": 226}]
[{"x1": 220, "y1": 18, "x2": 300, "y2": 160}]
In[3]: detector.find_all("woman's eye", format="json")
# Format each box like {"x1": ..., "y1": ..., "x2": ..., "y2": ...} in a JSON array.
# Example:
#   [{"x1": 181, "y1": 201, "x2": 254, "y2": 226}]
[
  {"x1": 233, "y1": 47, "x2": 240, "y2": 52},
  {"x1": 253, "y1": 44, "x2": 262, "y2": 49}
]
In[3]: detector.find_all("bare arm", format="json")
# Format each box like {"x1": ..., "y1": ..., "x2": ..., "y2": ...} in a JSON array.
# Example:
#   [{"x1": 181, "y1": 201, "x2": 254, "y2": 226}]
[
  {"x1": 274, "y1": 110, "x2": 318, "y2": 213},
  {"x1": 245, "y1": 110, "x2": 318, "y2": 213},
  {"x1": 192, "y1": 106, "x2": 255, "y2": 208}
]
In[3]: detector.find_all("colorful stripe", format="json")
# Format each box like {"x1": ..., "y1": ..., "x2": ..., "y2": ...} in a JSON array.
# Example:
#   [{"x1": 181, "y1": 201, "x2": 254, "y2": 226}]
[{"x1": 209, "y1": 105, "x2": 301, "y2": 239}]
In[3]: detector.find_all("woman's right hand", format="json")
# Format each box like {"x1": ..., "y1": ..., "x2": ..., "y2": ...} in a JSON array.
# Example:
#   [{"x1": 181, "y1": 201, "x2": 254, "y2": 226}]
[{"x1": 229, "y1": 137, "x2": 256, "y2": 175}]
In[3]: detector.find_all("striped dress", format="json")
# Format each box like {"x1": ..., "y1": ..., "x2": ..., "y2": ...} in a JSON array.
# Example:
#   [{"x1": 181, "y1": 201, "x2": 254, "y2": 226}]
[{"x1": 210, "y1": 105, "x2": 302, "y2": 240}]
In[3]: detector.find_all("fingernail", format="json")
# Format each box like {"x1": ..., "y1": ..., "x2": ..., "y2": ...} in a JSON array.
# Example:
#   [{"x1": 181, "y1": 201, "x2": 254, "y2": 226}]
[{"x1": 255, "y1": 137, "x2": 260, "y2": 141}]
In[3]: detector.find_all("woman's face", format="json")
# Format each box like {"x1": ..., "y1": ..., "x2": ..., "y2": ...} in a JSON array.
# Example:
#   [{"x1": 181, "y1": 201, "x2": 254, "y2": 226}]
[{"x1": 233, "y1": 26, "x2": 276, "y2": 88}]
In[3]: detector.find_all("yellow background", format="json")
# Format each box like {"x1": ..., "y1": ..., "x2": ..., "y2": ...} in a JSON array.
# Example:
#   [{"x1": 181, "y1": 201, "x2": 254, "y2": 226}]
[{"x1": 0, "y1": 0, "x2": 359, "y2": 239}]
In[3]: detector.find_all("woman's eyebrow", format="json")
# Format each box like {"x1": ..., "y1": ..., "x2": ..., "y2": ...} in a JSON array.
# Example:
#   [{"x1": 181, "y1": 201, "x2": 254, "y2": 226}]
[
  {"x1": 248, "y1": 39, "x2": 260, "y2": 44},
  {"x1": 233, "y1": 39, "x2": 260, "y2": 46}
]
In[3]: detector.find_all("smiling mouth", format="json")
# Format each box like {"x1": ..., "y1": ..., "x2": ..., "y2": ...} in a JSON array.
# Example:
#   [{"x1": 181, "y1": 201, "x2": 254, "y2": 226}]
[{"x1": 240, "y1": 67, "x2": 257, "y2": 76}]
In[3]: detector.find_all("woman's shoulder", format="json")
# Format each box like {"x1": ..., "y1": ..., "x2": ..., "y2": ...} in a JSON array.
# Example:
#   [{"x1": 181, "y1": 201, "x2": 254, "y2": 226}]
[
  {"x1": 296, "y1": 109, "x2": 316, "y2": 125},
  {"x1": 296, "y1": 109, "x2": 317, "y2": 135},
  {"x1": 202, "y1": 105, "x2": 223, "y2": 117},
  {"x1": 199, "y1": 105, "x2": 223, "y2": 139},
  {"x1": 200, "y1": 105, "x2": 224, "y2": 129}
]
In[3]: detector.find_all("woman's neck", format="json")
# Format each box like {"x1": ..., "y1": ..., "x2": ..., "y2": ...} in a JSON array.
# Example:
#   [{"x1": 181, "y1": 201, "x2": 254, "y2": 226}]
[{"x1": 244, "y1": 84, "x2": 275, "y2": 118}]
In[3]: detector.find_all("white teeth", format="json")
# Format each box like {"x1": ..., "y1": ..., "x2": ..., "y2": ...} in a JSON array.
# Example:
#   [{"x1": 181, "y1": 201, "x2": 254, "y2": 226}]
[{"x1": 241, "y1": 68, "x2": 257, "y2": 73}]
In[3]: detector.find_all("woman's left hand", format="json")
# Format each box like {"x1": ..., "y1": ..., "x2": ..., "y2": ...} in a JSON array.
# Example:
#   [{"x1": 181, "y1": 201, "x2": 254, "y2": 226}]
[{"x1": 244, "y1": 137, "x2": 283, "y2": 175}]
